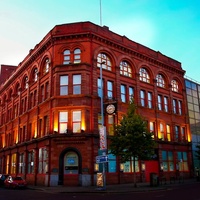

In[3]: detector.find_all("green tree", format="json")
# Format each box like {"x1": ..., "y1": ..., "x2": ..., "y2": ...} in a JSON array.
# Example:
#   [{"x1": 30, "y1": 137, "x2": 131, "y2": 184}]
[{"x1": 109, "y1": 99, "x2": 156, "y2": 187}]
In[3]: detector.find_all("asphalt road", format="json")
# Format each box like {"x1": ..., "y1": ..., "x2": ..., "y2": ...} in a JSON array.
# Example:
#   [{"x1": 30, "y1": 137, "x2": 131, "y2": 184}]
[{"x1": 0, "y1": 182, "x2": 199, "y2": 200}]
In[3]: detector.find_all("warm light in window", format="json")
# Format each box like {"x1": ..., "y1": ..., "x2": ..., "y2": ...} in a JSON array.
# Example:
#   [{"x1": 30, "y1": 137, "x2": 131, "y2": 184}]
[
  {"x1": 81, "y1": 121, "x2": 86, "y2": 131},
  {"x1": 54, "y1": 122, "x2": 58, "y2": 132}
]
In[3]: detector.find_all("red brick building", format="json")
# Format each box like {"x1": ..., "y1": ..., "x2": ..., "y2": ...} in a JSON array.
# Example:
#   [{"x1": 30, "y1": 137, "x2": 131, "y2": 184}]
[{"x1": 0, "y1": 21, "x2": 192, "y2": 186}]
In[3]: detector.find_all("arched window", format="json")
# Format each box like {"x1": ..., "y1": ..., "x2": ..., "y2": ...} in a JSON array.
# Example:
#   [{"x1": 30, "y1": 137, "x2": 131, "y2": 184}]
[
  {"x1": 74, "y1": 48, "x2": 81, "y2": 63},
  {"x1": 24, "y1": 76, "x2": 28, "y2": 89},
  {"x1": 63, "y1": 49, "x2": 70, "y2": 64},
  {"x1": 171, "y1": 80, "x2": 179, "y2": 92},
  {"x1": 34, "y1": 68, "x2": 38, "y2": 82},
  {"x1": 43, "y1": 58, "x2": 50, "y2": 75},
  {"x1": 156, "y1": 74, "x2": 165, "y2": 88},
  {"x1": 120, "y1": 61, "x2": 132, "y2": 77},
  {"x1": 139, "y1": 67, "x2": 150, "y2": 83},
  {"x1": 97, "y1": 53, "x2": 112, "y2": 71}
]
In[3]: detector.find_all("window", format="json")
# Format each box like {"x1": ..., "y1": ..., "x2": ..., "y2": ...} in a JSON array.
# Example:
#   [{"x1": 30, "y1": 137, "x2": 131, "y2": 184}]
[
  {"x1": 24, "y1": 76, "x2": 28, "y2": 89},
  {"x1": 177, "y1": 152, "x2": 188, "y2": 171},
  {"x1": 60, "y1": 76, "x2": 68, "y2": 95},
  {"x1": 139, "y1": 68, "x2": 150, "y2": 83},
  {"x1": 129, "y1": 87, "x2": 134, "y2": 101},
  {"x1": 150, "y1": 121, "x2": 155, "y2": 138},
  {"x1": 107, "y1": 81, "x2": 113, "y2": 99},
  {"x1": 72, "y1": 111, "x2": 81, "y2": 133},
  {"x1": 173, "y1": 99, "x2": 177, "y2": 114},
  {"x1": 28, "y1": 150, "x2": 34, "y2": 174},
  {"x1": 63, "y1": 49, "x2": 70, "y2": 64},
  {"x1": 161, "y1": 151, "x2": 174, "y2": 171},
  {"x1": 140, "y1": 90, "x2": 145, "y2": 107},
  {"x1": 120, "y1": 61, "x2": 132, "y2": 77},
  {"x1": 166, "y1": 125, "x2": 171, "y2": 141},
  {"x1": 108, "y1": 153, "x2": 116, "y2": 172},
  {"x1": 74, "y1": 48, "x2": 81, "y2": 63},
  {"x1": 34, "y1": 68, "x2": 38, "y2": 82},
  {"x1": 148, "y1": 92, "x2": 152, "y2": 108},
  {"x1": 11, "y1": 154, "x2": 17, "y2": 174},
  {"x1": 43, "y1": 58, "x2": 50, "y2": 74},
  {"x1": 108, "y1": 115, "x2": 114, "y2": 136},
  {"x1": 121, "y1": 85, "x2": 126, "y2": 103},
  {"x1": 98, "y1": 78, "x2": 103, "y2": 98},
  {"x1": 18, "y1": 153, "x2": 25, "y2": 174},
  {"x1": 64, "y1": 151, "x2": 79, "y2": 174},
  {"x1": 174, "y1": 125, "x2": 179, "y2": 141},
  {"x1": 97, "y1": 53, "x2": 112, "y2": 71},
  {"x1": 121, "y1": 157, "x2": 139, "y2": 172},
  {"x1": 181, "y1": 127, "x2": 186, "y2": 141},
  {"x1": 158, "y1": 95, "x2": 162, "y2": 110},
  {"x1": 159, "y1": 123, "x2": 164, "y2": 140},
  {"x1": 38, "y1": 148, "x2": 48, "y2": 174},
  {"x1": 171, "y1": 80, "x2": 178, "y2": 92},
  {"x1": 59, "y1": 112, "x2": 68, "y2": 133},
  {"x1": 156, "y1": 74, "x2": 165, "y2": 88},
  {"x1": 178, "y1": 100, "x2": 182, "y2": 115},
  {"x1": 164, "y1": 97, "x2": 168, "y2": 112},
  {"x1": 73, "y1": 75, "x2": 81, "y2": 94}
]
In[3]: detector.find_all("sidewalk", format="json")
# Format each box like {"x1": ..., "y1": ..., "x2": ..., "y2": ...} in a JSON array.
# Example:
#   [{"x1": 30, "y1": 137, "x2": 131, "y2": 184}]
[{"x1": 29, "y1": 178, "x2": 199, "y2": 194}]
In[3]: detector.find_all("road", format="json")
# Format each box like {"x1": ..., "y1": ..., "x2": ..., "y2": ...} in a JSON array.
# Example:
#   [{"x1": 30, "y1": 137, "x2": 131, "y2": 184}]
[{"x1": 0, "y1": 182, "x2": 199, "y2": 200}]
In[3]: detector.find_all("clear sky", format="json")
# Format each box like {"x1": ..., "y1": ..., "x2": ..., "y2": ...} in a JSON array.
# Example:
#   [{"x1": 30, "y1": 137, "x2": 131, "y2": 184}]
[{"x1": 0, "y1": 0, "x2": 199, "y2": 82}]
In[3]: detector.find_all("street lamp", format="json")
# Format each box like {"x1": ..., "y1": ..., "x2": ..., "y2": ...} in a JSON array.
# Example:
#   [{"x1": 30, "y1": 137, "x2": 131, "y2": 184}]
[{"x1": 100, "y1": 61, "x2": 105, "y2": 126}]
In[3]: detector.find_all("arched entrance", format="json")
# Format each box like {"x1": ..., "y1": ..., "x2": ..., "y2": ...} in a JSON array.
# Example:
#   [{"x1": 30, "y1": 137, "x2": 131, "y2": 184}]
[{"x1": 58, "y1": 147, "x2": 82, "y2": 186}]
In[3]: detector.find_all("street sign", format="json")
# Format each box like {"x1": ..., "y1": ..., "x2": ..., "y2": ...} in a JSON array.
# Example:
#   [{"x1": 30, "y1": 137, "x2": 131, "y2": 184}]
[{"x1": 96, "y1": 155, "x2": 108, "y2": 163}]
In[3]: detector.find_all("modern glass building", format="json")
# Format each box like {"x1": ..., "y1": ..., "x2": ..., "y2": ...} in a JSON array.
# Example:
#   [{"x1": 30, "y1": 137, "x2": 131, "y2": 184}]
[{"x1": 185, "y1": 77, "x2": 200, "y2": 171}]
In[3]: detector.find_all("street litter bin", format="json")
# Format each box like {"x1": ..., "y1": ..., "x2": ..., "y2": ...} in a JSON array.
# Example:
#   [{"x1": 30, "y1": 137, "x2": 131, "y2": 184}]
[{"x1": 150, "y1": 173, "x2": 159, "y2": 186}]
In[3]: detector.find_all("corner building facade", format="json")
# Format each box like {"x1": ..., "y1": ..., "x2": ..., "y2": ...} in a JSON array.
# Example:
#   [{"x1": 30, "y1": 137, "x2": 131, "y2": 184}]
[{"x1": 0, "y1": 22, "x2": 192, "y2": 186}]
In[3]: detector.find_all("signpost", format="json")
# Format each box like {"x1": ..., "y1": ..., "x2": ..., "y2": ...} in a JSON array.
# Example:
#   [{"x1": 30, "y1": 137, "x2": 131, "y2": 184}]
[{"x1": 96, "y1": 155, "x2": 108, "y2": 163}]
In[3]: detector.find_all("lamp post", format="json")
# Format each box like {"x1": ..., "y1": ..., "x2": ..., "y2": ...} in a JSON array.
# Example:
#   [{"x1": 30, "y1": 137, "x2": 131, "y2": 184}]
[{"x1": 100, "y1": 61, "x2": 106, "y2": 190}]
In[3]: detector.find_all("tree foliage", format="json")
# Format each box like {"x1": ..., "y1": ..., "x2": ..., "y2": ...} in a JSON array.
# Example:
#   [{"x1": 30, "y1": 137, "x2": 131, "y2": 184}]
[{"x1": 109, "y1": 99, "x2": 156, "y2": 163}]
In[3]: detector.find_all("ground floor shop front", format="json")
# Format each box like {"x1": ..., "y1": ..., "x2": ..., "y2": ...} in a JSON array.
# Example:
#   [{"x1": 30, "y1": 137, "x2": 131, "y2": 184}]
[{"x1": 0, "y1": 134, "x2": 193, "y2": 187}]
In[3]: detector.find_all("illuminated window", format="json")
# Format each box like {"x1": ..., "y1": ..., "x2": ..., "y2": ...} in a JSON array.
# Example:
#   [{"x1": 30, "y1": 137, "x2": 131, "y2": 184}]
[
  {"x1": 97, "y1": 53, "x2": 112, "y2": 71},
  {"x1": 74, "y1": 48, "x2": 81, "y2": 63},
  {"x1": 108, "y1": 115, "x2": 114, "y2": 135},
  {"x1": 166, "y1": 125, "x2": 171, "y2": 141},
  {"x1": 11, "y1": 153, "x2": 17, "y2": 174},
  {"x1": 6, "y1": 155, "x2": 10, "y2": 174},
  {"x1": 171, "y1": 80, "x2": 179, "y2": 92},
  {"x1": 59, "y1": 112, "x2": 68, "y2": 133},
  {"x1": 139, "y1": 68, "x2": 150, "y2": 83},
  {"x1": 63, "y1": 49, "x2": 70, "y2": 64},
  {"x1": 156, "y1": 74, "x2": 165, "y2": 88},
  {"x1": 73, "y1": 75, "x2": 81, "y2": 94},
  {"x1": 120, "y1": 61, "x2": 132, "y2": 77},
  {"x1": 72, "y1": 111, "x2": 81, "y2": 133},
  {"x1": 159, "y1": 123, "x2": 164, "y2": 140},
  {"x1": 177, "y1": 152, "x2": 188, "y2": 171},
  {"x1": 60, "y1": 75, "x2": 68, "y2": 95}
]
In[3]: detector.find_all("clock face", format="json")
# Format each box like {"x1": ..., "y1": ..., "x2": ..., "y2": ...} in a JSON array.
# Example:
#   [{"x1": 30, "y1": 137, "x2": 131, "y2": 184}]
[{"x1": 106, "y1": 104, "x2": 115, "y2": 114}]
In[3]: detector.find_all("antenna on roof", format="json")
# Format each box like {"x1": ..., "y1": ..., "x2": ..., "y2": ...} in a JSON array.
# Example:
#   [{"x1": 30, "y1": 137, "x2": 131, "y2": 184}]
[{"x1": 100, "y1": 0, "x2": 103, "y2": 26}]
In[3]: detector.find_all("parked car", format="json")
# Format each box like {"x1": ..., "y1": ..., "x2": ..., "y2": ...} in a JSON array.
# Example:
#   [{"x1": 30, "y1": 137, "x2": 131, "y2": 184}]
[
  {"x1": 4, "y1": 176, "x2": 27, "y2": 189},
  {"x1": 0, "y1": 174, "x2": 9, "y2": 186}
]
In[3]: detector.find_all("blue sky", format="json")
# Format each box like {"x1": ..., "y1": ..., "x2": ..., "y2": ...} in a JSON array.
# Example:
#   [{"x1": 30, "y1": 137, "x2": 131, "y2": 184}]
[{"x1": 0, "y1": 0, "x2": 199, "y2": 82}]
